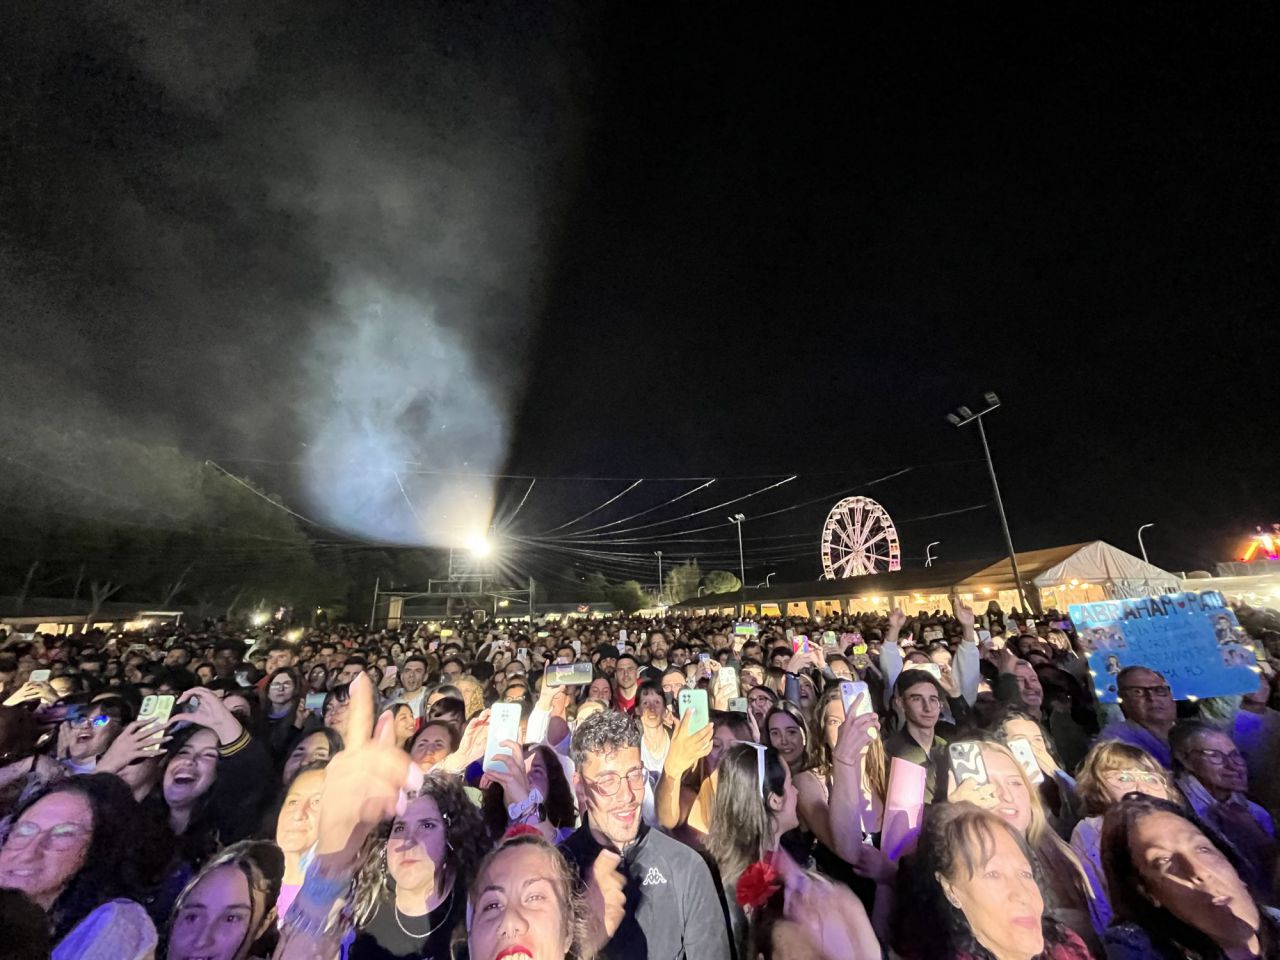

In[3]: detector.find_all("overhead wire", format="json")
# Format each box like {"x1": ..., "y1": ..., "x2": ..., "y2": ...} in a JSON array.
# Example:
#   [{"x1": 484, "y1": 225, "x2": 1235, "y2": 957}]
[
  {"x1": 538, "y1": 479, "x2": 644, "y2": 534},
  {"x1": 567, "y1": 479, "x2": 717, "y2": 535}
]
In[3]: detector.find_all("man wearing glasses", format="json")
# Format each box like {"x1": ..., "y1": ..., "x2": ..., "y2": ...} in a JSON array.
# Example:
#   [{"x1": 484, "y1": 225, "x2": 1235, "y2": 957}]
[
  {"x1": 1099, "y1": 665, "x2": 1177, "y2": 768},
  {"x1": 561, "y1": 710, "x2": 730, "y2": 960}
]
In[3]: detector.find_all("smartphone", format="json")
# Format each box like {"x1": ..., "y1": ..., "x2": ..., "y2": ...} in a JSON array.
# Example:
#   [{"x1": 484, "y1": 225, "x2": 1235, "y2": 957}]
[
  {"x1": 305, "y1": 692, "x2": 327, "y2": 713},
  {"x1": 717, "y1": 666, "x2": 738, "y2": 696},
  {"x1": 384, "y1": 665, "x2": 398, "y2": 681},
  {"x1": 619, "y1": 629, "x2": 628, "y2": 644},
  {"x1": 29, "y1": 669, "x2": 51, "y2": 683},
  {"x1": 677, "y1": 689, "x2": 709, "y2": 734},
  {"x1": 916, "y1": 662, "x2": 942, "y2": 681},
  {"x1": 484, "y1": 702, "x2": 523, "y2": 774},
  {"x1": 822, "y1": 631, "x2": 838, "y2": 648},
  {"x1": 1007, "y1": 736, "x2": 1045, "y2": 785},
  {"x1": 785, "y1": 628, "x2": 794, "y2": 641},
  {"x1": 698, "y1": 652, "x2": 710, "y2": 663},
  {"x1": 727, "y1": 696, "x2": 749, "y2": 712},
  {"x1": 137, "y1": 694, "x2": 175, "y2": 752},
  {"x1": 949, "y1": 742, "x2": 989, "y2": 786},
  {"x1": 546, "y1": 662, "x2": 594, "y2": 686},
  {"x1": 840, "y1": 680, "x2": 871, "y2": 718},
  {"x1": 518, "y1": 647, "x2": 529, "y2": 660},
  {"x1": 571, "y1": 639, "x2": 582, "y2": 655},
  {"x1": 791, "y1": 635, "x2": 810, "y2": 655},
  {"x1": 536, "y1": 631, "x2": 550, "y2": 639},
  {"x1": 852, "y1": 643, "x2": 869, "y2": 656}
]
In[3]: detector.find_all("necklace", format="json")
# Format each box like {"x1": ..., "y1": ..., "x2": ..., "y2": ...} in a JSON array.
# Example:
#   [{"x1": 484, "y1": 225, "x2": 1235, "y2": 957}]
[{"x1": 393, "y1": 884, "x2": 454, "y2": 941}]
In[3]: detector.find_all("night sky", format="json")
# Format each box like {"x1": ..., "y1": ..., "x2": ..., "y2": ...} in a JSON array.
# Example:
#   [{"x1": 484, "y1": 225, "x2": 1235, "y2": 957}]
[{"x1": 3, "y1": 3, "x2": 1278, "y2": 589}]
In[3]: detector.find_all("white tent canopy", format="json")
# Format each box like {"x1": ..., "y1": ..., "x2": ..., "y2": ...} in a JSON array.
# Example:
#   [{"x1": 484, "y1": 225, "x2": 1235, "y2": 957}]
[{"x1": 1032, "y1": 540, "x2": 1179, "y2": 599}]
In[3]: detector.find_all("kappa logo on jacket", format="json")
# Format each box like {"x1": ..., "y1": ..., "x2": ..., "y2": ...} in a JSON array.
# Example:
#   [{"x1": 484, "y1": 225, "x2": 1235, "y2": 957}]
[{"x1": 641, "y1": 867, "x2": 668, "y2": 886}]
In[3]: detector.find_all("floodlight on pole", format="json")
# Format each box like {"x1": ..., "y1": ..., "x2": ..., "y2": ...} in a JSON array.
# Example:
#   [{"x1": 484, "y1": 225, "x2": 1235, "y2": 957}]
[
  {"x1": 946, "y1": 392, "x2": 1030, "y2": 612},
  {"x1": 727, "y1": 513, "x2": 746, "y2": 589}
]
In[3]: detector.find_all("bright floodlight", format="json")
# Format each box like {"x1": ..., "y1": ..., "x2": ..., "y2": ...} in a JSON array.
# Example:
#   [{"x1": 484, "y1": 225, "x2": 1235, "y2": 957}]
[{"x1": 468, "y1": 534, "x2": 493, "y2": 558}]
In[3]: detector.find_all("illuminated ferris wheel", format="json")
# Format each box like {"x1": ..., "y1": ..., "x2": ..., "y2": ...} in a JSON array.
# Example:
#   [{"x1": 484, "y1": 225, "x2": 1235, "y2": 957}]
[{"x1": 820, "y1": 496, "x2": 901, "y2": 579}]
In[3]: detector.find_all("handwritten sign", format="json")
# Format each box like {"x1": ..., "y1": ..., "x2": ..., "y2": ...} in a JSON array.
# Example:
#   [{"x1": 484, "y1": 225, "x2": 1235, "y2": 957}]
[{"x1": 1070, "y1": 591, "x2": 1258, "y2": 703}]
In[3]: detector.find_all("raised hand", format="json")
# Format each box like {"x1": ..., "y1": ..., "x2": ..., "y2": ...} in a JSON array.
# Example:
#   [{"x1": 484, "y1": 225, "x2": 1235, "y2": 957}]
[
  {"x1": 479, "y1": 739, "x2": 531, "y2": 804},
  {"x1": 887, "y1": 607, "x2": 906, "y2": 634},
  {"x1": 171, "y1": 687, "x2": 242, "y2": 744},
  {"x1": 97, "y1": 718, "x2": 170, "y2": 773},
  {"x1": 662, "y1": 706, "x2": 713, "y2": 779},
  {"x1": 831, "y1": 695, "x2": 880, "y2": 767},
  {"x1": 314, "y1": 672, "x2": 422, "y2": 856},
  {"x1": 583, "y1": 849, "x2": 627, "y2": 954}
]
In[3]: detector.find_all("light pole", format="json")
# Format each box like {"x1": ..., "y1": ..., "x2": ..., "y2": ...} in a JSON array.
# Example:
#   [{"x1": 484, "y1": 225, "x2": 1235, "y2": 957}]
[
  {"x1": 727, "y1": 513, "x2": 746, "y2": 589},
  {"x1": 925, "y1": 542, "x2": 940, "y2": 567},
  {"x1": 946, "y1": 393, "x2": 1030, "y2": 613},
  {"x1": 1137, "y1": 523, "x2": 1155, "y2": 564},
  {"x1": 654, "y1": 550, "x2": 664, "y2": 596},
  {"x1": 755, "y1": 571, "x2": 777, "y2": 588}
]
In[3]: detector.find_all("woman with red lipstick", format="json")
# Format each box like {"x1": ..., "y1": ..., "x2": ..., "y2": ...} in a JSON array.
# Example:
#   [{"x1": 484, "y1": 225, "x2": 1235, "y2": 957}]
[
  {"x1": 1101, "y1": 795, "x2": 1280, "y2": 960},
  {"x1": 466, "y1": 832, "x2": 596, "y2": 960},
  {"x1": 891, "y1": 803, "x2": 1091, "y2": 960}
]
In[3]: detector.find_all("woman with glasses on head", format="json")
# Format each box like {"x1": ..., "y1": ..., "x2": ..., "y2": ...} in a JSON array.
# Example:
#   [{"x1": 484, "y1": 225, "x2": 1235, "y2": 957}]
[
  {"x1": 705, "y1": 742, "x2": 800, "y2": 958},
  {"x1": 1071, "y1": 740, "x2": 1179, "y2": 935},
  {"x1": 1101, "y1": 793, "x2": 1280, "y2": 960},
  {"x1": 1170, "y1": 719, "x2": 1276, "y2": 898},
  {"x1": 481, "y1": 741, "x2": 578, "y2": 844},
  {"x1": 0, "y1": 774, "x2": 156, "y2": 956}
]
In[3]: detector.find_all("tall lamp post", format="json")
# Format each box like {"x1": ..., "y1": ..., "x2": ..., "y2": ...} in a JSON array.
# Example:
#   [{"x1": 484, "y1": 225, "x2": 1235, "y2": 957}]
[
  {"x1": 728, "y1": 513, "x2": 746, "y2": 589},
  {"x1": 925, "y1": 542, "x2": 940, "y2": 567},
  {"x1": 946, "y1": 393, "x2": 1030, "y2": 613},
  {"x1": 1137, "y1": 523, "x2": 1155, "y2": 564}
]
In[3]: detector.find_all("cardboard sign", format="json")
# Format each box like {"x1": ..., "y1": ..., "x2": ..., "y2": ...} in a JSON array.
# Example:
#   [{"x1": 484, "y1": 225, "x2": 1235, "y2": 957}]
[{"x1": 1070, "y1": 591, "x2": 1258, "y2": 704}]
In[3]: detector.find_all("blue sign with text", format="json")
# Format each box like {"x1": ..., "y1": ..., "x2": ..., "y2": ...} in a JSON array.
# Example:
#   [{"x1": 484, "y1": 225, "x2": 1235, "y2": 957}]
[{"x1": 1070, "y1": 591, "x2": 1258, "y2": 703}]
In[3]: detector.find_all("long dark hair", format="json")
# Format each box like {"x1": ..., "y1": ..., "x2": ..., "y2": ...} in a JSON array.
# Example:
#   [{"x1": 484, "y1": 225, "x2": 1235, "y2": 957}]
[
  {"x1": 892, "y1": 802, "x2": 1076, "y2": 960},
  {"x1": 5, "y1": 774, "x2": 147, "y2": 942},
  {"x1": 480, "y1": 744, "x2": 576, "y2": 837},
  {"x1": 1101, "y1": 794, "x2": 1280, "y2": 960}
]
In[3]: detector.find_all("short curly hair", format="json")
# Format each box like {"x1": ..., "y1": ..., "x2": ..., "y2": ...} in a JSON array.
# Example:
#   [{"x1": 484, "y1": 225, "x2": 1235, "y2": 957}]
[{"x1": 570, "y1": 709, "x2": 640, "y2": 770}]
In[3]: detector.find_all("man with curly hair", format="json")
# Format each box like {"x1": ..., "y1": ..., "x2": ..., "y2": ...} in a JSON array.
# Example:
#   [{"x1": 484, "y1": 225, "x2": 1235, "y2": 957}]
[{"x1": 560, "y1": 710, "x2": 730, "y2": 960}]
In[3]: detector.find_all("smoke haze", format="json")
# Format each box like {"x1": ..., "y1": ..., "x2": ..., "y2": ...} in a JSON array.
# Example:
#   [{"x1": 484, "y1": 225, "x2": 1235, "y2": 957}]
[{"x1": 0, "y1": 1, "x2": 582, "y2": 544}]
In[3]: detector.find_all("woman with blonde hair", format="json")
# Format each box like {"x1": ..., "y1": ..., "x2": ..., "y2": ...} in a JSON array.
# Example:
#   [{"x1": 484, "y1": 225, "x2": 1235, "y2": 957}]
[
  {"x1": 944, "y1": 736, "x2": 1098, "y2": 953},
  {"x1": 1070, "y1": 739, "x2": 1178, "y2": 933}
]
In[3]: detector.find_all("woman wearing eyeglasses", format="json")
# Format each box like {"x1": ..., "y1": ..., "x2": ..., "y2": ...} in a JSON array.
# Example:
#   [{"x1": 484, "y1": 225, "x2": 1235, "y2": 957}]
[
  {"x1": 0, "y1": 774, "x2": 156, "y2": 955},
  {"x1": 705, "y1": 742, "x2": 799, "y2": 958},
  {"x1": 1170, "y1": 719, "x2": 1277, "y2": 898},
  {"x1": 1070, "y1": 740, "x2": 1179, "y2": 934},
  {"x1": 56, "y1": 695, "x2": 133, "y2": 774},
  {"x1": 259, "y1": 667, "x2": 308, "y2": 760}
]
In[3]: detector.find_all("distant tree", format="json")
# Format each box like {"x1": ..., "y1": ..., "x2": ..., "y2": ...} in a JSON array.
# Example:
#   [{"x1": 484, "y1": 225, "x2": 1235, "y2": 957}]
[
  {"x1": 663, "y1": 560, "x2": 702, "y2": 604},
  {"x1": 701, "y1": 570, "x2": 742, "y2": 595},
  {"x1": 603, "y1": 580, "x2": 649, "y2": 614}
]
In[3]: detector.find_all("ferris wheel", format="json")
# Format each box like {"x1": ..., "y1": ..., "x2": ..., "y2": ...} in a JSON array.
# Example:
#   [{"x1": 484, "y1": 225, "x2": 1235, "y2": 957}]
[{"x1": 820, "y1": 496, "x2": 902, "y2": 579}]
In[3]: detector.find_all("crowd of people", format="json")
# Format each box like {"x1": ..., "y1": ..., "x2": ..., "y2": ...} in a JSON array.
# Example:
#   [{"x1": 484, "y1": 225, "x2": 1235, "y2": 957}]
[{"x1": 1, "y1": 597, "x2": 1280, "y2": 960}]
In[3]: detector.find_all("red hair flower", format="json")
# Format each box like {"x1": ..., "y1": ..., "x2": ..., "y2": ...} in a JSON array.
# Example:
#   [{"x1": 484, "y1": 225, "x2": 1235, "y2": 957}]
[
  {"x1": 735, "y1": 858, "x2": 782, "y2": 913},
  {"x1": 502, "y1": 824, "x2": 543, "y2": 842}
]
